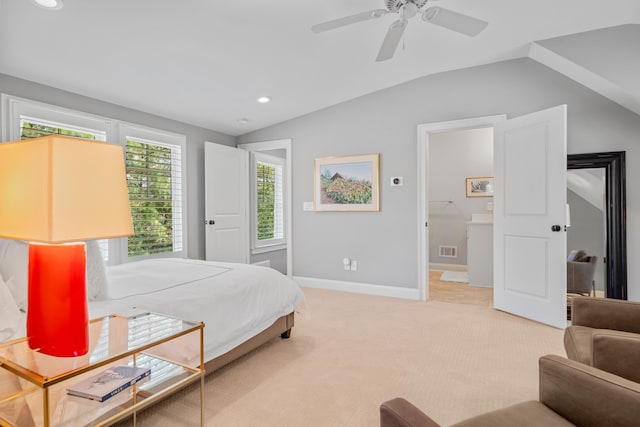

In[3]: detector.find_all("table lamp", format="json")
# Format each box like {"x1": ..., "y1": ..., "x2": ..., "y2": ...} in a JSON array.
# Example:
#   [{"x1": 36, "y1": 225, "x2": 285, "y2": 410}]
[{"x1": 0, "y1": 136, "x2": 133, "y2": 357}]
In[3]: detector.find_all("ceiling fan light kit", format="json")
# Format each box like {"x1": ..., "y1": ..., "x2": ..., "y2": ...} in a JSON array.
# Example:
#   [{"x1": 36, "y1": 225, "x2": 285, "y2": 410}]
[{"x1": 312, "y1": 0, "x2": 488, "y2": 62}]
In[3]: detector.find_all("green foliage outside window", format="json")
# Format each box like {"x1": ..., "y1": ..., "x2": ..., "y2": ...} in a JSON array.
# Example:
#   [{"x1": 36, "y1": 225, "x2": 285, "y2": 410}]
[
  {"x1": 126, "y1": 140, "x2": 174, "y2": 256},
  {"x1": 21, "y1": 122, "x2": 98, "y2": 140},
  {"x1": 257, "y1": 163, "x2": 276, "y2": 240}
]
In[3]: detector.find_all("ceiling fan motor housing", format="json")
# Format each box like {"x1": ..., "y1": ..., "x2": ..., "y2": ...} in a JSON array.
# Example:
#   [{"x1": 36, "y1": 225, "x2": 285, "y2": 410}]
[{"x1": 385, "y1": 0, "x2": 428, "y2": 13}]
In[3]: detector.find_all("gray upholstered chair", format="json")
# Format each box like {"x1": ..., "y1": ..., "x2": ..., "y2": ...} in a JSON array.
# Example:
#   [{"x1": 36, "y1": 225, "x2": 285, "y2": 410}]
[
  {"x1": 565, "y1": 296, "x2": 640, "y2": 383},
  {"x1": 380, "y1": 355, "x2": 640, "y2": 427},
  {"x1": 567, "y1": 250, "x2": 597, "y2": 296}
]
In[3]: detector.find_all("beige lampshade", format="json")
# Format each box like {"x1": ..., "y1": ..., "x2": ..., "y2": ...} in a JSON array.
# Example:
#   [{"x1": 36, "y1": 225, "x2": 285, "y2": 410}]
[{"x1": 0, "y1": 136, "x2": 133, "y2": 243}]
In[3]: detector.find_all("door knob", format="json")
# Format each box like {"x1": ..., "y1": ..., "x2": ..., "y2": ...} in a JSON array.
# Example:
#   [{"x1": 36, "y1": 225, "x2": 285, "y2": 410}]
[{"x1": 551, "y1": 224, "x2": 561, "y2": 232}]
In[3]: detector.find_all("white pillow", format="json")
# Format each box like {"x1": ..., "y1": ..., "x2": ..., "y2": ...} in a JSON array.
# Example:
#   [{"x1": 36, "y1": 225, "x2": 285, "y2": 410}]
[
  {"x1": 0, "y1": 238, "x2": 29, "y2": 312},
  {"x1": 86, "y1": 240, "x2": 109, "y2": 300},
  {"x1": 0, "y1": 273, "x2": 24, "y2": 342}
]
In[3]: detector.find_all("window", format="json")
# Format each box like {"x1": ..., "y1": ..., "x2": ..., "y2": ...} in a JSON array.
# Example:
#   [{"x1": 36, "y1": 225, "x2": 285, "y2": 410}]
[
  {"x1": 2, "y1": 94, "x2": 187, "y2": 263},
  {"x1": 252, "y1": 152, "x2": 285, "y2": 251},
  {"x1": 6, "y1": 97, "x2": 112, "y2": 261},
  {"x1": 120, "y1": 124, "x2": 186, "y2": 259}
]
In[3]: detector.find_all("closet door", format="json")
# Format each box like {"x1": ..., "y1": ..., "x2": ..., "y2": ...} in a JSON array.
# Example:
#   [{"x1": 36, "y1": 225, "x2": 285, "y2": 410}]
[{"x1": 204, "y1": 142, "x2": 249, "y2": 263}]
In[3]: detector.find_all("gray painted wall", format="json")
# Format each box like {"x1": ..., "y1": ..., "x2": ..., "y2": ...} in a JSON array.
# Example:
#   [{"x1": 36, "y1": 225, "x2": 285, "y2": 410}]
[
  {"x1": 251, "y1": 250, "x2": 287, "y2": 274},
  {"x1": 238, "y1": 58, "x2": 640, "y2": 300},
  {"x1": 567, "y1": 189, "x2": 606, "y2": 292},
  {"x1": 428, "y1": 127, "x2": 493, "y2": 266},
  {"x1": 0, "y1": 73, "x2": 236, "y2": 260}
]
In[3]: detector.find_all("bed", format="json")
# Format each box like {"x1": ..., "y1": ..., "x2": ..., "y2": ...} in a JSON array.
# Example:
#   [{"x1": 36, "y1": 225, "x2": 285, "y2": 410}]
[{"x1": 0, "y1": 239, "x2": 304, "y2": 372}]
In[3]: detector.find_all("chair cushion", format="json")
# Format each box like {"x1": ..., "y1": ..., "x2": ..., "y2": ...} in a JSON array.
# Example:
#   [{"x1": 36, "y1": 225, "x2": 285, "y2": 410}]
[
  {"x1": 564, "y1": 325, "x2": 640, "y2": 367},
  {"x1": 451, "y1": 401, "x2": 574, "y2": 427}
]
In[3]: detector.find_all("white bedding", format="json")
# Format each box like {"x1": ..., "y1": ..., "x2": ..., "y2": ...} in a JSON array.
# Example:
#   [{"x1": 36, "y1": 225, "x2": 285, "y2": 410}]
[{"x1": 88, "y1": 258, "x2": 304, "y2": 363}]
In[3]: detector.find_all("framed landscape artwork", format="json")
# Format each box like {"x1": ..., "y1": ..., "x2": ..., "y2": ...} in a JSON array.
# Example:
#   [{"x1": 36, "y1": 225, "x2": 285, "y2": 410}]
[
  {"x1": 314, "y1": 154, "x2": 380, "y2": 211},
  {"x1": 466, "y1": 176, "x2": 494, "y2": 197}
]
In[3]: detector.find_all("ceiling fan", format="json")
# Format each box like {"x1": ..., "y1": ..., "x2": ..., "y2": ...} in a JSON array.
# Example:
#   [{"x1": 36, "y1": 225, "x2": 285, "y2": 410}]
[{"x1": 311, "y1": 0, "x2": 488, "y2": 62}]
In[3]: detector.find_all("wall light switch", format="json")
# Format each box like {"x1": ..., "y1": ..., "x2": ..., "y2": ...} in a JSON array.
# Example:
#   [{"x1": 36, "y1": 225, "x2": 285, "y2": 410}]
[
  {"x1": 303, "y1": 202, "x2": 314, "y2": 211},
  {"x1": 390, "y1": 177, "x2": 403, "y2": 187}
]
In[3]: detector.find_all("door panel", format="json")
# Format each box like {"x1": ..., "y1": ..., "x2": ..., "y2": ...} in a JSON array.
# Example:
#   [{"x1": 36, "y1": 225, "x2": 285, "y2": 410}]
[{"x1": 494, "y1": 105, "x2": 567, "y2": 328}]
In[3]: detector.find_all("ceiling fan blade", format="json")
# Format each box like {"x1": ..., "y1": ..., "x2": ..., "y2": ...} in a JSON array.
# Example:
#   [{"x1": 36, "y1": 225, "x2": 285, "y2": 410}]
[
  {"x1": 376, "y1": 19, "x2": 408, "y2": 62},
  {"x1": 422, "y1": 7, "x2": 488, "y2": 36},
  {"x1": 311, "y1": 9, "x2": 388, "y2": 33}
]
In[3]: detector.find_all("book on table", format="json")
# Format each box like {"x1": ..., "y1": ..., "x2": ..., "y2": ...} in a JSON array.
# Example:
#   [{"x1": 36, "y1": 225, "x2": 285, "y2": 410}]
[{"x1": 67, "y1": 365, "x2": 151, "y2": 402}]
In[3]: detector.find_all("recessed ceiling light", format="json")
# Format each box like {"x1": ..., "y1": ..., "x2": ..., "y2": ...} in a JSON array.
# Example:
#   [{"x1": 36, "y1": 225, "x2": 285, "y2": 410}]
[
  {"x1": 237, "y1": 118, "x2": 250, "y2": 124},
  {"x1": 30, "y1": 0, "x2": 64, "y2": 10},
  {"x1": 257, "y1": 96, "x2": 272, "y2": 104}
]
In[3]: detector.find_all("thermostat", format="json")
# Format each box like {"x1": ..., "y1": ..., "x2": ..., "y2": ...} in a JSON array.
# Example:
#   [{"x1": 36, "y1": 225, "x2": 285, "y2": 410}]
[{"x1": 390, "y1": 177, "x2": 403, "y2": 187}]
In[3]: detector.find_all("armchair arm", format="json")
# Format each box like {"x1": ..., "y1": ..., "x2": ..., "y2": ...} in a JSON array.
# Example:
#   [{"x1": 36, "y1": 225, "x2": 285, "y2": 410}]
[
  {"x1": 380, "y1": 398, "x2": 442, "y2": 427},
  {"x1": 593, "y1": 332, "x2": 640, "y2": 383},
  {"x1": 539, "y1": 355, "x2": 640, "y2": 427},
  {"x1": 571, "y1": 296, "x2": 640, "y2": 333}
]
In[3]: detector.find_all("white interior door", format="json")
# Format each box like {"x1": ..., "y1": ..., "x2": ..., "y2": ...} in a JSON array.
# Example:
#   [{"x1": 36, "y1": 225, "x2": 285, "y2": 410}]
[
  {"x1": 204, "y1": 142, "x2": 249, "y2": 263},
  {"x1": 493, "y1": 105, "x2": 567, "y2": 328}
]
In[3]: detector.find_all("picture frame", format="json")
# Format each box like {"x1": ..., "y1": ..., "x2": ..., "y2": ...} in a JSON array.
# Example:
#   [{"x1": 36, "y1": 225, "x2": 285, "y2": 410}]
[
  {"x1": 314, "y1": 154, "x2": 380, "y2": 212},
  {"x1": 466, "y1": 176, "x2": 494, "y2": 197}
]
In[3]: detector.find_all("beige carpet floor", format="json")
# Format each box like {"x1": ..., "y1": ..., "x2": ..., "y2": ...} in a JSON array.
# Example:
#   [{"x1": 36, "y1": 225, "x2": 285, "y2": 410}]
[{"x1": 116, "y1": 287, "x2": 565, "y2": 427}]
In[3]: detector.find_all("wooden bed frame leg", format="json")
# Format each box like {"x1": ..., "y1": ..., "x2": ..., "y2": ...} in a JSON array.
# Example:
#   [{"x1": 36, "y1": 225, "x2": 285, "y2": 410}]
[{"x1": 280, "y1": 329, "x2": 291, "y2": 339}]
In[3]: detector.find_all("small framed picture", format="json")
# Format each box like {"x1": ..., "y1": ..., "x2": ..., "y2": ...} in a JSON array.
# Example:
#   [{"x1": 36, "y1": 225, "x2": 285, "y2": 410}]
[
  {"x1": 314, "y1": 153, "x2": 380, "y2": 212},
  {"x1": 466, "y1": 177, "x2": 494, "y2": 197}
]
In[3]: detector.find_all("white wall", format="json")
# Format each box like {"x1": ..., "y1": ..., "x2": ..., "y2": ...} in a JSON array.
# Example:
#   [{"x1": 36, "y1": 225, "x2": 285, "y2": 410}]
[
  {"x1": 538, "y1": 24, "x2": 640, "y2": 95},
  {"x1": 428, "y1": 127, "x2": 493, "y2": 266},
  {"x1": 238, "y1": 58, "x2": 640, "y2": 300},
  {"x1": 0, "y1": 73, "x2": 236, "y2": 260}
]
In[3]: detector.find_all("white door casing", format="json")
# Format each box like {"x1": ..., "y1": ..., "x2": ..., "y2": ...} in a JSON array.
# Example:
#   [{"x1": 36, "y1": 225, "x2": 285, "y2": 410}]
[
  {"x1": 204, "y1": 142, "x2": 249, "y2": 263},
  {"x1": 237, "y1": 139, "x2": 293, "y2": 276},
  {"x1": 493, "y1": 105, "x2": 567, "y2": 328}
]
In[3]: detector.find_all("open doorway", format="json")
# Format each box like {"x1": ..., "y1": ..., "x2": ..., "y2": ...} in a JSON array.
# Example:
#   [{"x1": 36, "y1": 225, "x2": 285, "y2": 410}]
[
  {"x1": 427, "y1": 126, "x2": 494, "y2": 305},
  {"x1": 417, "y1": 114, "x2": 506, "y2": 302},
  {"x1": 237, "y1": 139, "x2": 293, "y2": 277}
]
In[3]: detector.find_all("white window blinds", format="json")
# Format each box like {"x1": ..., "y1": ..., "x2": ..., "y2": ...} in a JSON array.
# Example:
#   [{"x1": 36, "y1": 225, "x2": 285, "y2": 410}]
[
  {"x1": 253, "y1": 152, "x2": 285, "y2": 249},
  {"x1": 125, "y1": 137, "x2": 183, "y2": 257}
]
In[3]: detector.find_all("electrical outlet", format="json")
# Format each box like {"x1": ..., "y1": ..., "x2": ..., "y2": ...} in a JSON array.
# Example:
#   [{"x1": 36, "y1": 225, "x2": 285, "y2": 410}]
[
  {"x1": 343, "y1": 258, "x2": 351, "y2": 271},
  {"x1": 350, "y1": 260, "x2": 357, "y2": 271}
]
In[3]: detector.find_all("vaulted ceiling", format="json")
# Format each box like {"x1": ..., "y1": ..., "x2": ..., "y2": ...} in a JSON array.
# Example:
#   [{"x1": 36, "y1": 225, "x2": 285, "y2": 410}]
[{"x1": 0, "y1": 0, "x2": 638, "y2": 136}]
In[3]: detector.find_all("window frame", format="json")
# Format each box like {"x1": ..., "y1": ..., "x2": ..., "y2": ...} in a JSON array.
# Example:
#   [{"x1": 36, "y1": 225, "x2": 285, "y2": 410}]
[
  {"x1": 118, "y1": 122, "x2": 187, "y2": 262},
  {"x1": 251, "y1": 151, "x2": 286, "y2": 254}
]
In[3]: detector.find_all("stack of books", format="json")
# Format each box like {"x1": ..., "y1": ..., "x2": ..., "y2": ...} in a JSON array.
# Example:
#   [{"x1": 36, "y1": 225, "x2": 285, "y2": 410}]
[{"x1": 67, "y1": 365, "x2": 151, "y2": 402}]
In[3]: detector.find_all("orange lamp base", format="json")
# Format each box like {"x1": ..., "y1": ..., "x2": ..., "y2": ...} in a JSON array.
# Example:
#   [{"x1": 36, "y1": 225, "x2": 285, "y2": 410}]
[{"x1": 27, "y1": 243, "x2": 88, "y2": 357}]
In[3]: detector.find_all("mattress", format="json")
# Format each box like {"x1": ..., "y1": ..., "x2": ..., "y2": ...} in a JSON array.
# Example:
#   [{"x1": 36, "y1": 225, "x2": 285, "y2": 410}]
[{"x1": 88, "y1": 258, "x2": 304, "y2": 363}]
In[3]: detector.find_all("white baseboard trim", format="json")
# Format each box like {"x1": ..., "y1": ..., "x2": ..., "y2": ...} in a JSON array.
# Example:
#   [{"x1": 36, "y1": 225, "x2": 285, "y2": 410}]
[
  {"x1": 429, "y1": 263, "x2": 467, "y2": 272},
  {"x1": 293, "y1": 276, "x2": 420, "y2": 300}
]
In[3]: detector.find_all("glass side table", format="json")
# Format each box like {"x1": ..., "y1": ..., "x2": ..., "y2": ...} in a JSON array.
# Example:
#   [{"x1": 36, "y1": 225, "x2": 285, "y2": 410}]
[{"x1": 0, "y1": 313, "x2": 204, "y2": 426}]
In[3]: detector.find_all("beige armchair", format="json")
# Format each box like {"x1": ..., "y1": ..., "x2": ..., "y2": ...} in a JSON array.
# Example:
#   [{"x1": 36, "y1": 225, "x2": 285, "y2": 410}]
[
  {"x1": 567, "y1": 251, "x2": 597, "y2": 296},
  {"x1": 565, "y1": 296, "x2": 640, "y2": 383},
  {"x1": 380, "y1": 355, "x2": 640, "y2": 427}
]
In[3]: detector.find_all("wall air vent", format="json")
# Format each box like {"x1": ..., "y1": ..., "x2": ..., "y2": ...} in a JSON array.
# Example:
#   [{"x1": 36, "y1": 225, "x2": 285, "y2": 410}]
[{"x1": 439, "y1": 245, "x2": 457, "y2": 258}]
